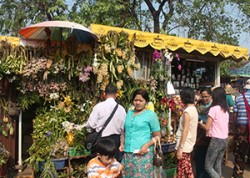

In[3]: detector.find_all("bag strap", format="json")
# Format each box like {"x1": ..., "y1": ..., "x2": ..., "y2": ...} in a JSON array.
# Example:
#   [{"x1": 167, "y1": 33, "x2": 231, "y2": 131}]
[
  {"x1": 152, "y1": 136, "x2": 162, "y2": 153},
  {"x1": 242, "y1": 92, "x2": 250, "y2": 114},
  {"x1": 99, "y1": 103, "x2": 119, "y2": 135},
  {"x1": 242, "y1": 92, "x2": 250, "y2": 143}
]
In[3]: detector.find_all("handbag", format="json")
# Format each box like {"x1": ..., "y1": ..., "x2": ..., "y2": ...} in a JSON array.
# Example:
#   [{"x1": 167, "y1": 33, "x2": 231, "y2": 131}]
[
  {"x1": 85, "y1": 103, "x2": 118, "y2": 151},
  {"x1": 152, "y1": 136, "x2": 164, "y2": 167},
  {"x1": 242, "y1": 92, "x2": 250, "y2": 142}
]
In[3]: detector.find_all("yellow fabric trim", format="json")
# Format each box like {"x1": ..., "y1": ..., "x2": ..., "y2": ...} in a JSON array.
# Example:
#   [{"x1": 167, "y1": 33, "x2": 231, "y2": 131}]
[
  {"x1": 0, "y1": 36, "x2": 20, "y2": 46},
  {"x1": 91, "y1": 24, "x2": 248, "y2": 61}
]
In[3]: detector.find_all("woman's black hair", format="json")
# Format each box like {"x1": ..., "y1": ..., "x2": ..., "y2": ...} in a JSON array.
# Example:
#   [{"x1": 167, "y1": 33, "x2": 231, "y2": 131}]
[
  {"x1": 211, "y1": 87, "x2": 229, "y2": 113},
  {"x1": 95, "y1": 138, "x2": 116, "y2": 158},
  {"x1": 200, "y1": 87, "x2": 212, "y2": 96},
  {"x1": 180, "y1": 87, "x2": 195, "y2": 105},
  {"x1": 132, "y1": 89, "x2": 149, "y2": 102}
]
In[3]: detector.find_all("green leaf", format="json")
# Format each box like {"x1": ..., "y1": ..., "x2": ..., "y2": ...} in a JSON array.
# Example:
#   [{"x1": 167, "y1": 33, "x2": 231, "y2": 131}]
[{"x1": 2, "y1": 130, "x2": 8, "y2": 137}]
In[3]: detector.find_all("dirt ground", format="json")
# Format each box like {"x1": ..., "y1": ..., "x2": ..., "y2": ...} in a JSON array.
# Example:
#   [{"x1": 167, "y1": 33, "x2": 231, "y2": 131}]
[{"x1": 222, "y1": 151, "x2": 250, "y2": 178}]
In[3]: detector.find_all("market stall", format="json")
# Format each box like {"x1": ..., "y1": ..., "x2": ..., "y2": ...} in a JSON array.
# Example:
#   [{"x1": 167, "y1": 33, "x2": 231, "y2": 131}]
[
  {"x1": 0, "y1": 20, "x2": 99, "y2": 176},
  {"x1": 90, "y1": 23, "x2": 249, "y2": 133},
  {"x1": 91, "y1": 24, "x2": 248, "y2": 88},
  {"x1": 0, "y1": 22, "x2": 249, "y2": 177}
]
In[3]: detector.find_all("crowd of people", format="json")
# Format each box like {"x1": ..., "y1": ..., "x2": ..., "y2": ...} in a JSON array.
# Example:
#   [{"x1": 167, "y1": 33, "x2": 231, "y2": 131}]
[{"x1": 84, "y1": 79, "x2": 250, "y2": 178}]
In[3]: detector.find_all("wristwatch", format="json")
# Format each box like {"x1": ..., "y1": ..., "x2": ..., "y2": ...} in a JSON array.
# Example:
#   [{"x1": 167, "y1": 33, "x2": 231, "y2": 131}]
[{"x1": 179, "y1": 145, "x2": 184, "y2": 149}]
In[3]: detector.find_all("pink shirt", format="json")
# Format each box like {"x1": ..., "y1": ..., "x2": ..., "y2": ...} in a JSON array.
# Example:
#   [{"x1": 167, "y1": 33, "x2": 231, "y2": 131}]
[{"x1": 207, "y1": 105, "x2": 229, "y2": 139}]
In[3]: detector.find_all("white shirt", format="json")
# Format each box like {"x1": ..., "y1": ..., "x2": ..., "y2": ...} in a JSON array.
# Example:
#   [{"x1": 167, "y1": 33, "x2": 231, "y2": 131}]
[
  {"x1": 175, "y1": 105, "x2": 198, "y2": 153},
  {"x1": 86, "y1": 98, "x2": 126, "y2": 137}
]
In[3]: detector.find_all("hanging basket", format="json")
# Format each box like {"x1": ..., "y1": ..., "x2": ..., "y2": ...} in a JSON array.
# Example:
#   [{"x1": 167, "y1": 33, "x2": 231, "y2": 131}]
[{"x1": 7, "y1": 101, "x2": 21, "y2": 116}]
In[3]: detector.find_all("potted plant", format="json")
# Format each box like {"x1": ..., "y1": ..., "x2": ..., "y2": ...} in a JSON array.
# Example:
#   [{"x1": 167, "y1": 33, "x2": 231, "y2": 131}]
[
  {"x1": 163, "y1": 152, "x2": 177, "y2": 177},
  {"x1": 0, "y1": 141, "x2": 10, "y2": 176},
  {"x1": 49, "y1": 138, "x2": 69, "y2": 170},
  {"x1": 62, "y1": 121, "x2": 88, "y2": 156}
]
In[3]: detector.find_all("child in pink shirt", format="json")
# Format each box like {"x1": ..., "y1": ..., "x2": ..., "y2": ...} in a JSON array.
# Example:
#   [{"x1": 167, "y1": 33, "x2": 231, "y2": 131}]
[{"x1": 199, "y1": 87, "x2": 229, "y2": 178}]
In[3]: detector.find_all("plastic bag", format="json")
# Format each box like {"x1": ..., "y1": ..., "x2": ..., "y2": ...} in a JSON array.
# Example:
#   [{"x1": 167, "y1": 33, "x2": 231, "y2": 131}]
[
  {"x1": 154, "y1": 166, "x2": 167, "y2": 178},
  {"x1": 167, "y1": 81, "x2": 175, "y2": 95}
]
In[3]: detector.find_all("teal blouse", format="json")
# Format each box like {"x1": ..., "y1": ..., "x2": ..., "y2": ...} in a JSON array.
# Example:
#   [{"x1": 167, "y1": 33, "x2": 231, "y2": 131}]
[
  {"x1": 226, "y1": 94, "x2": 234, "y2": 107},
  {"x1": 123, "y1": 109, "x2": 160, "y2": 153}
]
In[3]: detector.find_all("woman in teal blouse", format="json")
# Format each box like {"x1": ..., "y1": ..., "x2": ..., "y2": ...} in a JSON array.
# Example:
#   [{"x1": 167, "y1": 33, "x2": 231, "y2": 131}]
[{"x1": 120, "y1": 89, "x2": 161, "y2": 177}]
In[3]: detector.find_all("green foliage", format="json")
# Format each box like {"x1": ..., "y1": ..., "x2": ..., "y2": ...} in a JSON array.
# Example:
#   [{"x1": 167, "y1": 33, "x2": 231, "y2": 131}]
[
  {"x1": 25, "y1": 107, "x2": 68, "y2": 164},
  {"x1": 0, "y1": 0, "x2": 68, "y2": 36},
  {"x1": 0, "y1": 0, "x2": 247, "y2": 49},
  {"x1": 18, "y1": 92, "x2": 41, "y2": 111},
  {"x1": 220, "y1": 60, "x2": 247, "y2": 76},
  {"x1": 163, "y1": 152, "x2": 176, "y2": 169}
]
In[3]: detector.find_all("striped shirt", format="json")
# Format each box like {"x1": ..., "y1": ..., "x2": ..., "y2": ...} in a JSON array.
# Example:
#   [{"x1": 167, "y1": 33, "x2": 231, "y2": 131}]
[
  {"x1": 233, "y1": 90, "x2": 250, "y2": 125},
  {"x1": 87, "y1": 157, "x2": 123, "y2": 178}
]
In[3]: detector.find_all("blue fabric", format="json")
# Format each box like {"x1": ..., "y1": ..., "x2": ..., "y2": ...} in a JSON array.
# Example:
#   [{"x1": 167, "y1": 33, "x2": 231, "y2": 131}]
[
  {"x1": 198, "y1": 102, "x2": 211, "y2": 122},
  {"x1": 124, "y1": 109, "x2": 160, "y2": 153},
  {"x1": 233, "y1": 90, "x2": 250, "y2": 125}
]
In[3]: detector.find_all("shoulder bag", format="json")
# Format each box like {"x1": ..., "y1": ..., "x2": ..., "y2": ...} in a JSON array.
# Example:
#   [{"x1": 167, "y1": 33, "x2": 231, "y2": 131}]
[{"x1": 85, "y1": 103, "x2": 118, "y2": 151}]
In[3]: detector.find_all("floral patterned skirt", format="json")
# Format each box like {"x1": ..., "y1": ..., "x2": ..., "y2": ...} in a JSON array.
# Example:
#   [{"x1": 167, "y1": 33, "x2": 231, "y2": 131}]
[
  {"x1": 122, "y1": 152, "x2": 154, "y2": 178},
  {"x1": 176, "y1": 152, "x2": 194, "y2": 178}
]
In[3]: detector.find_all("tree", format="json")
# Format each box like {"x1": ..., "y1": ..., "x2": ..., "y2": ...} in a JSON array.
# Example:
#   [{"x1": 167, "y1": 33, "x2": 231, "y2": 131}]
[
  {"x1": 0, "y1": 0, "x2": 68, "y2": 36},
  {"x1": 0, "y1": 0, "x2": 246, "y2": 45}
]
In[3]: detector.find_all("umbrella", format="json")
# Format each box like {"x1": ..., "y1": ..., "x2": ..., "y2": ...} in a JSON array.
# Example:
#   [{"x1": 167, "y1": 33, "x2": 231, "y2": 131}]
[
  {"x1": 229, "y1": 62, "x2": 250, "y2": 77},
  {"x1": 19, "y1": 20, "x2": 97, "y2": 44}
]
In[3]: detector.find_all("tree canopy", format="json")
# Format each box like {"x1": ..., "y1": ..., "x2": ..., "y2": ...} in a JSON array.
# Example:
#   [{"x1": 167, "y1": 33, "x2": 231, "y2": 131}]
[
  {"x1": 0, "y1": 0, "x2": 249, "y2": 75},
  {"x1": 1, "y1": 0, "x2": 249, "y2": 44}
]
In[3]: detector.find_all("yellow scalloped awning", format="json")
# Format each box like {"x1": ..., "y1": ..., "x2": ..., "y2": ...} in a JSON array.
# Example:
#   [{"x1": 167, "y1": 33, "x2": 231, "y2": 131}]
[
  {"x1": 91, "y1": 24, "x2": 248, "y2": 61},
  {"x1": 0, "y1": 36, "x2": 20, "y2": 46}
]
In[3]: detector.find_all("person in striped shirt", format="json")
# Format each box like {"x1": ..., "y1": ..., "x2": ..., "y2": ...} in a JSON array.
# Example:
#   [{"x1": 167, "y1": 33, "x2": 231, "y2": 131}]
[
  {"x1": 232, "y1": 79, "x2": 250, "y2": 178},
  {"x1": 87, "y1": 138, "x2": 123, "y2": 178}
]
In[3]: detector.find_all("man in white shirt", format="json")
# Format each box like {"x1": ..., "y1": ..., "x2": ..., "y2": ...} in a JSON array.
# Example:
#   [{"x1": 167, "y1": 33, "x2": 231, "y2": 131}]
[{"x1": 86, "y1": 83, "x2": 126, "y2": 160}]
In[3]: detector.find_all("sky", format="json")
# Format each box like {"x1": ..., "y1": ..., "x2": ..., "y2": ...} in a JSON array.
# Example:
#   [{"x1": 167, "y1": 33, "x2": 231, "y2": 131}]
[{"x1": 240, "y1": 32, "x2": 250, "y2": 51}]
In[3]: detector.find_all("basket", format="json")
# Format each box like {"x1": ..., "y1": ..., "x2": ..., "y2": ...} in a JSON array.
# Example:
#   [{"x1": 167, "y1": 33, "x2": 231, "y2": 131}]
[
  {"x1": 39, "y1": 158, "x2": 68, "y2": 171},
  {"x1": 52, "y1": 158, "x2": 68, "y2": 170},
  {"x1": 161, "y1": 142, "x2": 176, "y2": 153},
  {"x1": 164, "y1": 167, "x2": 177, "y2": 178}
]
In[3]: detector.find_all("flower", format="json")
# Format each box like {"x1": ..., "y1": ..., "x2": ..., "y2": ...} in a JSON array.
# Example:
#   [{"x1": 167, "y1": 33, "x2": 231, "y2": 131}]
[
  {"x1": 62, "y1": 121, "x2": 86, "y2": 134},
  {"x1": 116, "y1": 89, "x2": 123, "y2": 98},
  {"x1": 115, "y1": 48, "x2": 122, "y2": 57},
  {"x1": 117, "y1": 65, "x2": 124, "y2": 73},
  {"x1": 62, "y1": 121, "x2": 76, "y2": 133},
  {"x1": 127, "y1": 67, "x2": 133, "y2": 77},
  {"x1": 178, "y1": 64, "x2": 182, "y2": 71},
  {"x1": 49, "y1": 92, "x2": 59, "y2": 100},
  {"x1": 63, "y1": 95, "x2": 72, "y2": 107},
  {"x1": 153, "y1": 50, "x2": 162, "y2": 61},
  {"x1": 116, "y1": 80, "x2": 123, "y2": 90}
]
